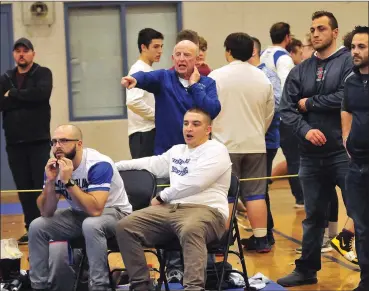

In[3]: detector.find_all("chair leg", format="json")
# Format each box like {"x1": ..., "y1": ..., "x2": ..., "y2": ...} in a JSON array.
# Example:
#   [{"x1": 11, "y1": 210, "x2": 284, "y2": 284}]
[
  {"x1": 107, "y1": 252, "x2": 116, "y2": 291},
  {"x1": 73, "y1": 250, "x2": 86, "y2": 291},
  {"x1": 156, "y1": 250, "x2": 170, "y2": 291},
  {"x1": 234, "y1": 221, "x2": 253, "y2": 291}
]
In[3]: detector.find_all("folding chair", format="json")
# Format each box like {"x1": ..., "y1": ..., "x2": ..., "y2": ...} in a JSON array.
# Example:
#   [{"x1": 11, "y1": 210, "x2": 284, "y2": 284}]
[
  {"x1": 155, "y1": 173, "x2": 254, "y2": 291},
  {"x1": 71, "y1": 169, "x2": 160, "y2": 291}
]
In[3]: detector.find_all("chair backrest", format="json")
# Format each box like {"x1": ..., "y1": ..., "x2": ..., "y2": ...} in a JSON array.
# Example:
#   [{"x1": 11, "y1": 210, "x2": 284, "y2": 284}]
[
  {"x1": 225, "y1": 173, "x2": 240, "y2": 230},
  {"x1": 119, "y1": 170, "x2": 157, "y2": 211}
]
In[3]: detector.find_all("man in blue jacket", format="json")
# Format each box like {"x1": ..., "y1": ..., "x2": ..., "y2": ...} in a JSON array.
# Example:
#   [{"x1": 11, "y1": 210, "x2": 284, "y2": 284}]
[
  {"x1": 121, "y1": 40, "x2": 220, "y2": 155},
  {"x1": 277, "y1": 11, "x2": 353, "y2": 287},
  {"x1": 341, "y1": 25, "x2": 369, "y2": 291}
]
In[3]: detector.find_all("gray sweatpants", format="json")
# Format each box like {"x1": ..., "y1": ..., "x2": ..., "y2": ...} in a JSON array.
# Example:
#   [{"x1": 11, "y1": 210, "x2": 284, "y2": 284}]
[
  {"x1": 116, "y1": 203, "x2": 226, "y2": 291},
  {"x1": 28, "y1": 207, "x2": 127, "y2": 291},
  {"x1": 48, "y1": 241, "x2": 84, "y2": 291}
]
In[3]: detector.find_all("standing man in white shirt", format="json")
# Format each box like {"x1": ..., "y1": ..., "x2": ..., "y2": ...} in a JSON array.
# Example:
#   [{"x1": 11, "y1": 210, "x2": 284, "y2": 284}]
[
  {"x1": 115, "y1": 108, "x2": 231, "y2": 291},
  {"x1": 261, "y1": 22, "x2": 294, "y2": 89},
  {"x1": 127, "y1": 28, "x2": 164, "y2": 158},
  {"x1": 209, "y1": 33, "x2": 275, "y2": 253}
]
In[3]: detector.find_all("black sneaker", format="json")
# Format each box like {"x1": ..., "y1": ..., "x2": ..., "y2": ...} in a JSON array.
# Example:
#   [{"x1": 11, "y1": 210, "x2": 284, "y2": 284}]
[
  {"x1": 18, "y1": 233, "x2": 28, "y2": 245},
  {"x1": 241, "y1": 232, "x2": 274, "y2": 249},
  {"x1": 277, "y1": 270, "x2": 317, "y2": 287},
  {"x1": 241, "y1": 235, "x2": 271, "y2": 253},
  {"x1": 330, "y1": 231, "x2": 358, "y2": 265},
  {"x1": 267, "y1": 230, "x2": 275, "y2": 245}
]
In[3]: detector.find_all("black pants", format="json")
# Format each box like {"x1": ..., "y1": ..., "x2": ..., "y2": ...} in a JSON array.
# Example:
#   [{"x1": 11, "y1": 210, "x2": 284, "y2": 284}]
[
  {"x1": 129, "y1": 129, "x2": 156, "y2": 159},
  {"x1": 266, "y1": 149, "x2": 277, "y2": 231},
  {"x1": 6, "y1": 140, "x2": 50, "y2": 230}
]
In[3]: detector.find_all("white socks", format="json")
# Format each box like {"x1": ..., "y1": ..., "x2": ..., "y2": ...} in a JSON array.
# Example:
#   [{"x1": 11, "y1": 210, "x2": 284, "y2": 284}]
[{"x1": 254, "y1": 228, "x2": 267, "y2": 238}]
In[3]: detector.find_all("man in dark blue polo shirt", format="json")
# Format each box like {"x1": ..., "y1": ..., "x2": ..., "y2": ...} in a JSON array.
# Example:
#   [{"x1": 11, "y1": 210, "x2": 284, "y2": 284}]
[{"x1": 341, "y1": 25, "x2": 369, "y2": 291}]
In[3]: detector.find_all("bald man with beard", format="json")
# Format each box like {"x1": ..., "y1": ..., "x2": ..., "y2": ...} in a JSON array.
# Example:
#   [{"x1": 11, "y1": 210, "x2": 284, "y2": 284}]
[{"x1": 121, "y1": 40, "x2": 221, "y2": 155}]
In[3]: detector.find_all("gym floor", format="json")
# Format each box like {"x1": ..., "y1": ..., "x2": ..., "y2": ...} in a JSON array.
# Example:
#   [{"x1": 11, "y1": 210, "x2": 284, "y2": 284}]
[{"x1": 1, "y1": 179, "x2": 360, "y2": 290}]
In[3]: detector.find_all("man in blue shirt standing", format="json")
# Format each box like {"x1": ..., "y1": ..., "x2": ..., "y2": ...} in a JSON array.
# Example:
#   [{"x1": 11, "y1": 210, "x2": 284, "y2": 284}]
[{"x1": 121, "y1": 40, "x2": 220, "y2": 155}]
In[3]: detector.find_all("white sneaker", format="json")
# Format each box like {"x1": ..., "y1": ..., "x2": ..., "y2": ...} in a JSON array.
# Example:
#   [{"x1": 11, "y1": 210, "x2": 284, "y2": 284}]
[{"x1": 295, "y1": 241, "x2": 333, "y2": 254}]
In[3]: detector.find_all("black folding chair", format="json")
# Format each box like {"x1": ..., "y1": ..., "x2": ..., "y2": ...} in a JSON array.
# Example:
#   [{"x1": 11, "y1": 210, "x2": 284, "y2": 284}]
[
  {"x1": 154, "y1": 174, "x2": 254, "y2": 291},
  {"x1": 71, "y1": 169, "x2": 160, "y2": 291}
]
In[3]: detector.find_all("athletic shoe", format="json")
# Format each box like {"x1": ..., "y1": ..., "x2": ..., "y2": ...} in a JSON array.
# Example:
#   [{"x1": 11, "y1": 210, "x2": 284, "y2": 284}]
[
  {"x1": 277, "y1": 270, "x2": 317, "y2": 287},
  {"x1": 241, "y1": 235, "x2": 271, "y2": 253},
  {"x1": 18, "y1": 233, "x2": 28, "y2": 245},
  {"x1": 295, "y1": 241, "x2": 333, "y2": 254},
  {"x1": 330, "y1": 232, "x2": 358, "y2": 265}
]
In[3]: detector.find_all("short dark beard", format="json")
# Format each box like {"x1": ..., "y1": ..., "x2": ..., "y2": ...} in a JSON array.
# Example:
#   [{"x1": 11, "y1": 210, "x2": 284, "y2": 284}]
[
  {"x1": 313, "y1": 38, "x2": 333, "y2": 53},
  {"x1": 65, "y1": 146, "x2": 77, "y2": 160},
  {"x1": 354, "y1": 59, "x2": 369, "y2": 70},
  {"x1": 17, "y1": 62, "x2": 29, "y2": 68}
]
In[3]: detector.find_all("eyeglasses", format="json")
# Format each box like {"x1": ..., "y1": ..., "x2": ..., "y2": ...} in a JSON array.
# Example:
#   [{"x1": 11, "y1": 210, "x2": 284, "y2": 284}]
[{"x1": 50, "y1": 138, "x2": 79, "y2": 146}]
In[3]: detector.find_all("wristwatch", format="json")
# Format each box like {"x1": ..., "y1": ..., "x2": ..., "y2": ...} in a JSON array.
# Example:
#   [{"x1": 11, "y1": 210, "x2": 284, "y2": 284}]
[
  {"x1": 65, "y1": 179, "x2": 76, "y2": 188},
  {"x1": 156, "y1": 195, "x2": 164, "y2": 204}
]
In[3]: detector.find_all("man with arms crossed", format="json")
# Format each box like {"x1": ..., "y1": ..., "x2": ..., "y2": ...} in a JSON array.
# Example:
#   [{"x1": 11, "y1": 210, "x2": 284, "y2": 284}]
[
  {"x1": 115, "y1": 108, "x2": 231, "y2": 291},
  {"x1": 127, "y1": 28, "x2": 163, "y2": 158},
  {"x1": 28, "y1": 124, "x2": 132, "y2": 291},
  {"x1": 277, "y1": 11, "x2": 353, "y2": 287},
  {"x1": 341, "y1": 26, "x2": 369, "y2": 291}
]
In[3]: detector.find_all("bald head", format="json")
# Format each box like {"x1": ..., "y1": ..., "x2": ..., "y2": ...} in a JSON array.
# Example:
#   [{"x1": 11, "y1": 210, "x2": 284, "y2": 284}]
[
  {"x1": 173, "y1": 40, "x2": 199, "y2": 56},
  {"x1": 54, "y1": 124, "x2": 83, "y2": 140}
]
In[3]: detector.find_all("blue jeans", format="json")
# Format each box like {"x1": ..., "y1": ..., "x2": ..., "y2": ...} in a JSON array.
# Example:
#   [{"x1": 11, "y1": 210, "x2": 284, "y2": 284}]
[
  {"x1": 295, "y1": 152, "x2": 349, "y2": 273},
  {"x1": 345, "y1": 161, "x2": 369, "y2": 287}
]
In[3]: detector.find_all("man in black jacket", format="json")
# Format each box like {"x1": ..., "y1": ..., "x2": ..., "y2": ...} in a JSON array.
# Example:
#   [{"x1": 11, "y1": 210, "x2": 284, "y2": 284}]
[
  {"x1": 0, "y1": 38, "x2": 53, "y2": 244},
  {"x1": 341, "y1": 26, "x2": 369, "y2": 291},
  {"x1": 277, "y1": 11, "x2": 353, "y2": 287}
]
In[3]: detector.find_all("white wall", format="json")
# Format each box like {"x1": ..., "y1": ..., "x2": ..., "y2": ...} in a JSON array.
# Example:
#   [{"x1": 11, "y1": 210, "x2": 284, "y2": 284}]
[{"x1": 3, "y1": 1, "x2": 368, "y2": 163}]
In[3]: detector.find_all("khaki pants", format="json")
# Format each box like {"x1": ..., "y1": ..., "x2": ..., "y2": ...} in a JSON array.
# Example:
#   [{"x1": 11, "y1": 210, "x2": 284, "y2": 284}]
[{"x1": 116, "y1": 203, "x2": 226, "y2": 291}]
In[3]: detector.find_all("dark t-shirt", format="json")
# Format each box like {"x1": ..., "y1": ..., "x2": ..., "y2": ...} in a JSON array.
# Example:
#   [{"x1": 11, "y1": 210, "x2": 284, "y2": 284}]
[{"x1": 16, "y1": 71, "x2": 26, "y2": 88}]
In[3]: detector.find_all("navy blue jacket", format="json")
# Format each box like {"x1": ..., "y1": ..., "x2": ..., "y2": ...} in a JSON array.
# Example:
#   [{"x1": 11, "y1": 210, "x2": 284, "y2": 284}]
[
  {"x1": 342, "y1": 68, "x2": 369, "y2": 163},
  {"x1": 279, "y1": 48, "x2": 352, "y2": 157},
  {"x1": 132, "y1": 69, "x2": 220, "y2": 155}
]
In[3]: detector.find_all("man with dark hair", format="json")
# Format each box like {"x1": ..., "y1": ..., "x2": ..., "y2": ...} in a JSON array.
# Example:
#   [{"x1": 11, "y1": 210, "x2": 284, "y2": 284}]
[
  {"x1": 210, "y1": 33, "x2": 275, "y2": 252},
  {"x1": 277, "y1": 11, "x2": 353, "y2": 287},
  {"x1": 0, "y1": 38, "x2": 53, "y2": 244},
  {"x1": 243, "y1": 36, "x2": 281, "y2": 250},
  {"x1": 286, "y1": 38, "x2": 303, "y2": 65},
  {"x1": 175, "y1": 29, "x2": 199, "y2": 45},
  {"x1": 261, "y1": 22, "x2": 294, "y2": 88},
  {"x1": 341, "y1": 25, "x2": 369, "y2": 291},
  {"x1": 126, "y1": 28, "x2": 164, "y2": 159},
  {"x1": 115, "y1": 108, "x2": 231, "y2": 291}
]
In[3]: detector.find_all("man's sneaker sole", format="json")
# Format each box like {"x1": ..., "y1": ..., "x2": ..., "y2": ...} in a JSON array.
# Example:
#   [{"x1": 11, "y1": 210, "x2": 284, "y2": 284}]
[
  {"x1": 295, "y1": 245, "x2": 333, "y2": 254},
  {"x1": 330, "y1": 238, "x2": 359, "y2": 265},
  {"x1": 278, "y1": 277, "x2": 318, "y2": 287}
]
